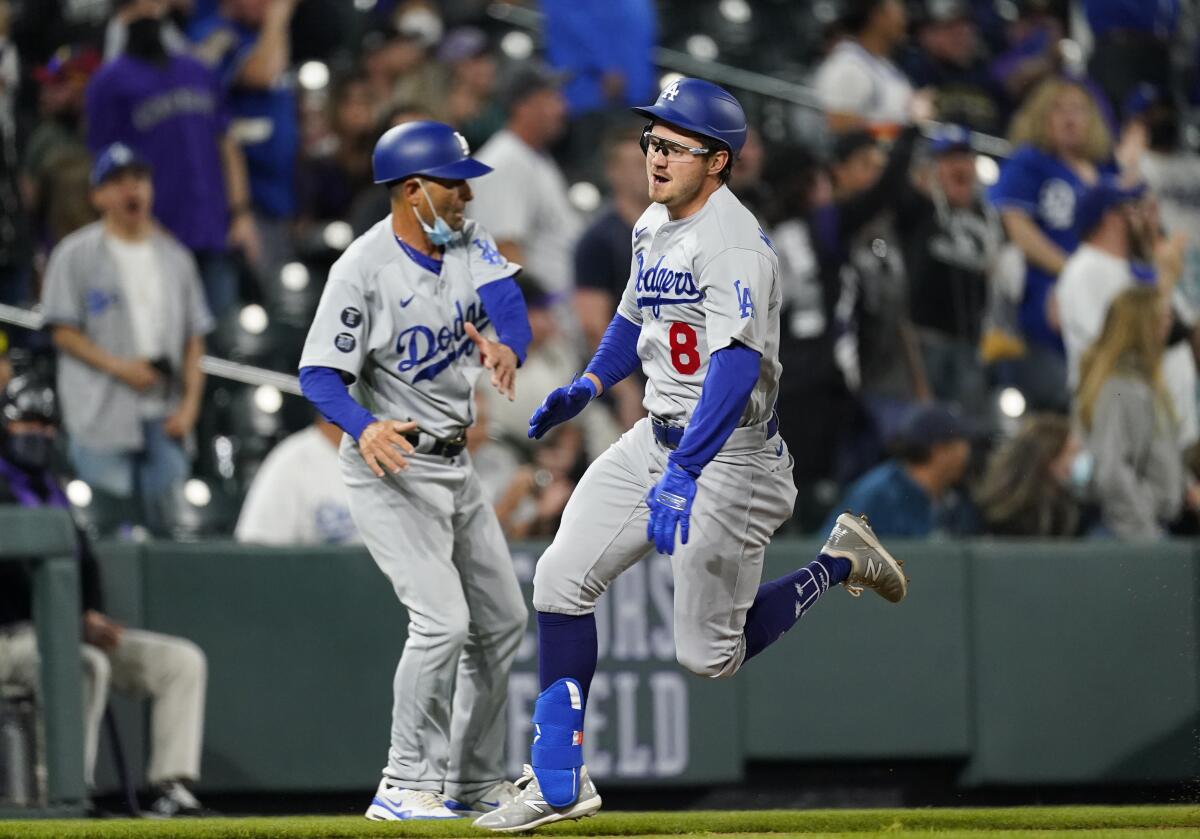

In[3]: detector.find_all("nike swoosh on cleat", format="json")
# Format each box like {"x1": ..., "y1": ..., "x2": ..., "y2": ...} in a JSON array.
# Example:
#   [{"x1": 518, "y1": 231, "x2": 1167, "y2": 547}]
[{"x1": 400, "y1": 295, "x2": 415, "y2": 307}]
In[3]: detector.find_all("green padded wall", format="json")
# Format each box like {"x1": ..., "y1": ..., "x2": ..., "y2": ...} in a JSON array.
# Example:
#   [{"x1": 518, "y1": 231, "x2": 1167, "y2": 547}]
[
  {"x1": 80, "y1": 536, "x2": 1200, "y2": 792},
  {"x1": 962, "y1": 540, "x2": 1200, "y2": 785}
]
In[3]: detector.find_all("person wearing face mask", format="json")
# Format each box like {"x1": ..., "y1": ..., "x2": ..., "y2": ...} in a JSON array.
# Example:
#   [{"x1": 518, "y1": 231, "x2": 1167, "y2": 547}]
[
  {"x1": 85, "y1": 0, "x2": 260, "y2": 318},
  {"x1": 0, "y1": 374, "x2": 210, "y2": 818},
  {"x1": 40, "y1": 144, "x2": 214, "y2": 533},
  {"x1": 298, "y1": 120, "x2": 533, "y2": 821},
  {"x1": 1055, "y1": 177, "x2": 1197, "y2": 448}
]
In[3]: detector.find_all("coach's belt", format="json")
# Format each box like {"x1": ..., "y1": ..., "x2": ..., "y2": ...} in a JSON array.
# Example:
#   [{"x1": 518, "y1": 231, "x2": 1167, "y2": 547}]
[
  {"x1": 650, "y1": 412, "x2": 780, "y2": 450},
  {"x1": 404, "y1": 430, "x2": 467, "y2": 458}
]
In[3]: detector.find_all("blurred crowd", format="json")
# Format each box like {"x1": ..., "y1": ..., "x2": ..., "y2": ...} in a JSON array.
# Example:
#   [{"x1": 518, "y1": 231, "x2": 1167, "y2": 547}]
[{"x1": 1, "y1": 0, "x2": 1200, "y2": 545}]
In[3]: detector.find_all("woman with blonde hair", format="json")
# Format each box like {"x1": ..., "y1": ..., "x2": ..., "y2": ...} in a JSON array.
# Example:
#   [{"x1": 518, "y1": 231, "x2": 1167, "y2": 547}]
[
  {"x1": 1077, "y1": 286, "x2": 1182, "y2": 538},
  {"x1": 988, "y1": 77, "x2": 1116, "y2": 410},
  {"x1": 975, "y1": 414, "x2": 1084, "y2": 537}
]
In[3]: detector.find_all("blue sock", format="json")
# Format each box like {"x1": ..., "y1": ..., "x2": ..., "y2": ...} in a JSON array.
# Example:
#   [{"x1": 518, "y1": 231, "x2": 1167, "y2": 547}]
[
  {"x1": 743, "y1": 555, "x2": 851, "y2": 660},
  {"x1": 536, "y1": 612, "x2": 598, "y2": 706}
]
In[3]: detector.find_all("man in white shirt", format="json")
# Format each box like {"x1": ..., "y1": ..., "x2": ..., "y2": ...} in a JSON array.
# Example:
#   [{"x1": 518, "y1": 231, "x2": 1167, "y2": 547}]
[
  {"x1": 467, "y1": 65, "x2": 582, "y2": 293},
  {"x1": 814, "y1": 0, "x2": 914, "y2": 135},
  {"x1": 1057, "y1": 177, "x2": 1197, "y2": 446},
  {"x1": 235, "y1": 415, "x2": 361, "y2": 545},
  {"x1": 41, "y1": 143, "x2": 212, "y2": 531}
]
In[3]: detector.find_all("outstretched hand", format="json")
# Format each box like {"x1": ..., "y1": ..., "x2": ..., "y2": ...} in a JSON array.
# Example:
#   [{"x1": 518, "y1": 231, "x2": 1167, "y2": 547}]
[
  {"x1": 528, "y1": 377, "x2": 597, "y2": 439},
  {"x1": 465, "y1": 322, "x2": 518, "y2": 401}
]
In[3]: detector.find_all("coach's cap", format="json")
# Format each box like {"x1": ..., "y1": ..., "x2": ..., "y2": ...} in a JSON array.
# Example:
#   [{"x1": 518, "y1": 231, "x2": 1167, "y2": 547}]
[
  {"x1": 896, "y1": 403, "x2": 975, "y2": 449},
  {"x1": 90, "y1": 143, "x2": 152, "y2": 187},
  {"x1": 372, "y1": 120, "x2": 492, "y2": 183},
  {"x1": 929, "y1": 124, "x2": 974, "y2": 156},
  {"x1": 1077, "y1": 176, "x2": 1147, "y2": 237}
]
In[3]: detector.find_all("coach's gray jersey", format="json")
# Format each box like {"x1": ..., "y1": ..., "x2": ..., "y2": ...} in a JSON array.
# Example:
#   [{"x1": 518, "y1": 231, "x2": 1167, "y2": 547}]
[
  {"x1": 300, "y1": 216, "x2": 519, "y2": 438},
  {"x1": 616, "y1": 185, "x2": 781, "y2": 425}
]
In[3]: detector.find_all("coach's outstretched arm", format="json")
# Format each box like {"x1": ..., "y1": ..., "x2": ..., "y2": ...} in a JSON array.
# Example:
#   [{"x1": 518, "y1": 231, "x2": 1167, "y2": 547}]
[
  {"x1": 469, "y1": 276, "x2": 532, "y2": 401},
  {"x1": 528, "y1": 312, "x2": 641, "y2": 439}
]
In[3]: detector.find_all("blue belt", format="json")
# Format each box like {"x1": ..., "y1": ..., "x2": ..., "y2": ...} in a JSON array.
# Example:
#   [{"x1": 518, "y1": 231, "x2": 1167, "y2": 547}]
[{"x1": 650, "y1": 412, "x2": 779, "y2": 450}]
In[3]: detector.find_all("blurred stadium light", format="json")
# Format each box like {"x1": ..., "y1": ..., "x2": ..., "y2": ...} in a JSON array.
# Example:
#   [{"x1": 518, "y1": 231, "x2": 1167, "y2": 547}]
[
  {"x1": 685, "y1": 34, "x2": 719, "y2": 62},
  {"x1": 568, "y1": 181, "x2": 602, "y2": 213},
  {"x1": 719, "y1": 0, "x2": 752, "y2": 25},
  {"x1": 297, "y1": 60, "x2": 330, "y2": 92}
]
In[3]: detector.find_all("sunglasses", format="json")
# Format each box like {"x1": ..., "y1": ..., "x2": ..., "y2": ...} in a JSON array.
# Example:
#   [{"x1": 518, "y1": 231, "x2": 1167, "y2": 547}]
[{"x1": 640, "y1": 127, "x2": 711, "y2": 162}]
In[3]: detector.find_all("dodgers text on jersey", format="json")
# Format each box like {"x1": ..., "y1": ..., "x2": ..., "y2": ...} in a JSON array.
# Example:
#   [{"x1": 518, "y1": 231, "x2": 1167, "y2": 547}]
[{"x1": 394, "y1": 298, "x2": 491, "y2": 383}]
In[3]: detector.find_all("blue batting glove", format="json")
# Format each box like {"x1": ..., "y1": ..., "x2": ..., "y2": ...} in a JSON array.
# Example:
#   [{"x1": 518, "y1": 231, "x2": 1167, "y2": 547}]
[
  {"x1": 528, "y1": 377, "x2": 597, "y2": 440},
  {"x1": 646, "y1": 462, "x2": 697, "y2": 555}
]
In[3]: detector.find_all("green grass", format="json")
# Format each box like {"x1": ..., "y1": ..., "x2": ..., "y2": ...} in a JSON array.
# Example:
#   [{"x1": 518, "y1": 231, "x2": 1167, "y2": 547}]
[{"x1": 0, "y1": 806, "x2": 1198, "y2": 839}]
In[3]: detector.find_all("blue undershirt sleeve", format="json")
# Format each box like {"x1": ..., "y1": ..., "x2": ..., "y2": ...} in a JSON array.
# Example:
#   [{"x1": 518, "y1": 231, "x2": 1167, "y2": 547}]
[
  {"x1": 477, "y1": 276, "x2": 532, "y2": 365},
  {"x1": 298, "y1": 366, "x2": 378, "y2": 442},
  {"x1": 668, "y1": 344, "x2": 761, "y2": 478},
  {"x1": 584, "y1": 313, "x2": 641, "y2": 392}
]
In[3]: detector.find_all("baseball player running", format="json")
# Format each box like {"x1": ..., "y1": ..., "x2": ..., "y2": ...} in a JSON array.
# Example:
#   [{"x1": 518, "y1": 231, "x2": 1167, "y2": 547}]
[
  {"x1": 299, "y1": 121, "x2": 532, "y2": 821},
  {"x1": 476, "y1": 79, "x2": 909, "y2": 833}
]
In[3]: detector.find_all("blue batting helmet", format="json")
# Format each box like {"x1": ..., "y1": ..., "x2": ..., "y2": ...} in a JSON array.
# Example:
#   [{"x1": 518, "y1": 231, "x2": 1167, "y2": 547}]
[
  {"x1": 372, "y1": 120, "x2": 492, "y2": 185},
  {"x1": 632, "y1": 78, "x2": 747, "y2": 156}
]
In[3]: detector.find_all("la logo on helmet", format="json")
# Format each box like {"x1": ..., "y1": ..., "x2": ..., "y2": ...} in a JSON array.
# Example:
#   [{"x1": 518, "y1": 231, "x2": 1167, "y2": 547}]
[
  {"x1": 455, "y1": 132, "x2": 470, "y2": 156},
  {"x1": 661, "y1": 82, "x2": 681, "y2": 101}
]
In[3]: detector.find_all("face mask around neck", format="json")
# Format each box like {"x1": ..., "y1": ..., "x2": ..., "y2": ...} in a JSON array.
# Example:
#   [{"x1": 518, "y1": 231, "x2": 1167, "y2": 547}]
[{"x1": 412, "y1": 180, "x2": 456, "y2": 247}]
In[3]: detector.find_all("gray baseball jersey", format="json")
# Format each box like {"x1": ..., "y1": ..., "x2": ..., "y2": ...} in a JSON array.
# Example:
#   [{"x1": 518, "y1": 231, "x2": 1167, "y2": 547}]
[
  {"x1": 299, "y1": 216, "x2": 519, "y2": 438},
  {"x1": 302, "y1": 215, "x2": 527, "y2": 798},
  {"x1": 617, "y1": 184, "x2": 782, "y2": 424}
]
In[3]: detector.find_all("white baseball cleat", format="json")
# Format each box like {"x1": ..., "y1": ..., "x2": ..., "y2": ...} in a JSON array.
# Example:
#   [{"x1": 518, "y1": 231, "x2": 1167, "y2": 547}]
[
  {"x1": 473, "y1": 764, "x2": 602, "y2": 832},
  {"x1": 443, "y1": 779, "x2": 523, "y2": 815},
  {"x1": 364, "y1": 780, "x2": 461, "y2": 820},
  {"x1": 821, "y1": 512, "x2": 908, "y2": 603}
]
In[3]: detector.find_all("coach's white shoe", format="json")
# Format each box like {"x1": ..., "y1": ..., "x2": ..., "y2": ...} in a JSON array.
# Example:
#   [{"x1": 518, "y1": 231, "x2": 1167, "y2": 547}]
[
  {"x1": 473, "y1": 764, "x2": 602, "y2": 832},
  {"x1": 821, "y1": 512, "x2": 908, "y2": 603},
  {"x1": 364, "y1": 781, "x2": 460, "y2": 820},
  {"x1": 443, "y1": 779, "x2": 523, "y2": 815}
]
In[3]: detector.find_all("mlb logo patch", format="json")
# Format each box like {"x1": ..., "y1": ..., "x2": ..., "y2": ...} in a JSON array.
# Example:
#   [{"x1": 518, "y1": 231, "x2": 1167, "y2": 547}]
[{"x1": 572, "y1": 731, "x2": 584, "y2": 746}]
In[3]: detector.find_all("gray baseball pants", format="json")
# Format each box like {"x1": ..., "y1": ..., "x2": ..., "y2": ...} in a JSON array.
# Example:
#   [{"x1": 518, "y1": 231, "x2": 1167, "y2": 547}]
[
  {"x1": 341, "y1": 442, "x2": 527, "y2": 800},
  {"x1": 533, "y1": 417, "x2": 796, "y2": 678}
]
